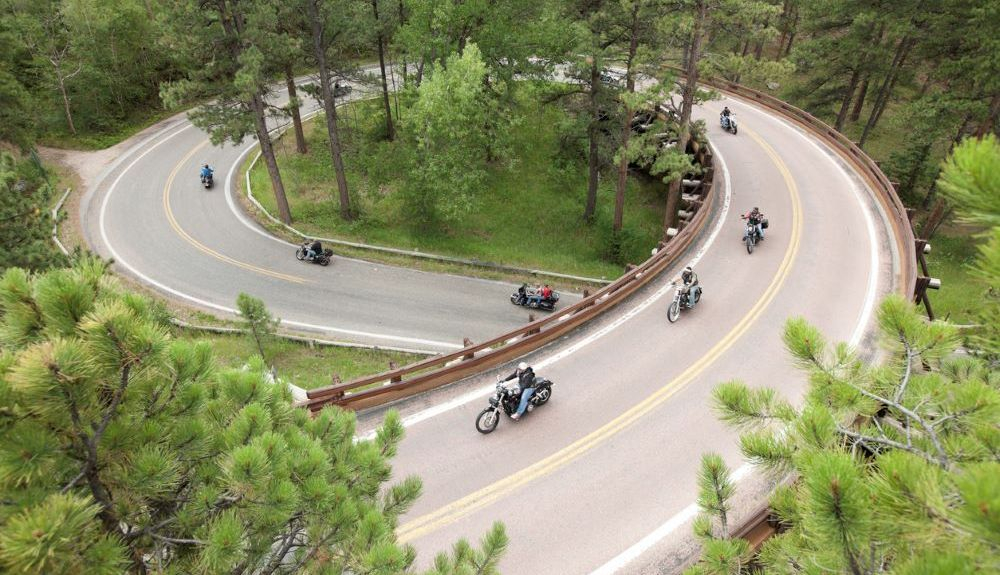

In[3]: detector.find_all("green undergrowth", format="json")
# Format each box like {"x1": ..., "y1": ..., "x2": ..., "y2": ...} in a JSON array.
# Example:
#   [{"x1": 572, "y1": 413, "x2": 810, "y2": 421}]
[
  {"x1": 248, "y1": 90, "x2": 667, "y2": 280},
  {"x1": 172, "y1": 329, "x2": 425, "y2": 391}
]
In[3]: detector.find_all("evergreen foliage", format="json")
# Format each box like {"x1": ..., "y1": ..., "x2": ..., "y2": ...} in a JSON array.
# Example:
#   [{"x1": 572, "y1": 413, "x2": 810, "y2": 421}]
[
  {"x1": 236, "y1": 292, "x2": 279, "y2": 363},
  {"x1": 686, "y1": 295, "x2": 1000, "y2": 573},
  {"x1": 0, "y1": 260, "x2": 505, "y2": 574},
  {"x1": 0, "y1": 151, "x2": 66, "y2": 273},
  {"x1": 937, "y1": 135, "x2": 1000, "y2": 357}
]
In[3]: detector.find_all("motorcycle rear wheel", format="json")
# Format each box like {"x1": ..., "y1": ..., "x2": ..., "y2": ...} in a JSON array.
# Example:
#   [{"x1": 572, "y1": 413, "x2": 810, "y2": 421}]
[
  {"x1": 475, "y1": 408, "x2": 500, "y2": 434},
  {"x1": 533, "y1": 387, "x2": 552, "y2": 405},
  {"x1": 667, "y1": 300, "x2": 681, "y2": 323},
  {"x1": 319, "y1": 256, "x2": 330, "y2": 266}
]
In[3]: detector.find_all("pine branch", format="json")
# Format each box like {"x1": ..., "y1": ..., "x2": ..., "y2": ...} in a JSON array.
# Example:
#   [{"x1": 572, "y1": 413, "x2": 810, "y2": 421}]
[{"x1": 836, "y1": 426, "x2": 940, "y2": 466}]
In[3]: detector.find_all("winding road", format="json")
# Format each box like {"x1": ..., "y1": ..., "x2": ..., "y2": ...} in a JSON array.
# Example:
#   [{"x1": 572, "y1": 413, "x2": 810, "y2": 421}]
[{"x1": 80, "y1": 77, "x2": 902, "y2": 573}]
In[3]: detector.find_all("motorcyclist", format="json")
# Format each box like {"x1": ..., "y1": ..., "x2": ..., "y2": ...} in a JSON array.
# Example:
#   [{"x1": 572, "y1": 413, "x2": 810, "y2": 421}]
[
  {"x1": 527, "y1": 284, "x2": 543, "y2": 306},
  {"x1": 200, "y1": 164, "x2": 214, "y2": 183},
  {"x1": 502, "y1": 362, "x2": 537, "y2": 420},
  {"x1": 720, "y1": 106, "x2": 732, "y2": 128},
  {"x1": 541, "y1": 284, "x2": 553, "y2": 301},
  {"x1": 517, "y1": 283, "x2": 528, "y2": 304},
  {"x1": 306, "y1": 239, "x2": 323, "y2": 260},
  {"x1": 741, "y1": 207, "x2": 765, "y2": 240},
  {"x1": 680, "y1": 266, "x2": 700, "y2": 305}
]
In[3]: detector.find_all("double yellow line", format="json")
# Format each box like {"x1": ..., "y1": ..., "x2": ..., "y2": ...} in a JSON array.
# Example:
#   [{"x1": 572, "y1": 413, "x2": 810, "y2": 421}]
[
  {"x1": 397, "y1": 125, "x2": 803, "y2": 544},
  {"x1": 162, "y1": 141, "x2": 308, "y2": 284}
]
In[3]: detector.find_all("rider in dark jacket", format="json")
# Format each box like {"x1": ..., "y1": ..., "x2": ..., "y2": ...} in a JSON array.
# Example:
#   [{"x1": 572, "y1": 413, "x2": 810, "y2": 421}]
[
  {"x1": 503, "y1": 362, "x2": 536, "y2": 420},
  {"x1": 307, "y1": 239, "x2": 323, "y2": 260},
  {"x1": 742, "y1": 207, "x2": 765, "y2": 240}
]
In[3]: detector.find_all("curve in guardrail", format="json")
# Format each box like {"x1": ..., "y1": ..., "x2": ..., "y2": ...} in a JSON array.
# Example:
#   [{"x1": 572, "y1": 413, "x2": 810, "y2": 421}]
[
  {"x1": 303, "y1": 75, "x2": 919, "y2": 415},
  {"x1": 698, "y1": 77, "x2": 919, "y2": 555},
  {"x1": 700, "y1": 77, "x2": 918, "y2": 298},
  {"x1": 302, "y1": 144, "x2": 718, "y2": 412}
]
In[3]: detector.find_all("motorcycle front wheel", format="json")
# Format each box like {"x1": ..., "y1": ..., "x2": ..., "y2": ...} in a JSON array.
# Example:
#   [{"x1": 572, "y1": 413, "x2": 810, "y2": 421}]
[
  {"x1": 732, "y1": 124, "x2": 738, "y2": 135},
  {"x1": 667, "y1": 300, "x2": 681, "y2": 323},
  {"x1": 745, "y1": 235, "x2": 755, "y2": 254},
  {"x1": 295, "y1": 248, "x2": 306, "y2": 261},
  {"x1": 475, "y1": 408, "x2": 500, "y2": 434}
]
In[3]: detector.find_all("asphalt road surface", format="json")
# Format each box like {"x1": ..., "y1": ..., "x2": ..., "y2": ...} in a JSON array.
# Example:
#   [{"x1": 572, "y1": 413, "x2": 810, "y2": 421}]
[{"x1": 80, "y1": 78, "x2": 901, "y2": 573}]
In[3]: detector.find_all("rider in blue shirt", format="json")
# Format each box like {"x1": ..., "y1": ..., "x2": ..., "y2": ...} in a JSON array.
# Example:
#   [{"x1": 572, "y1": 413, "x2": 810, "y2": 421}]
[{"x1": 200, "y1": 164, "x2": 214, "y2": 182}]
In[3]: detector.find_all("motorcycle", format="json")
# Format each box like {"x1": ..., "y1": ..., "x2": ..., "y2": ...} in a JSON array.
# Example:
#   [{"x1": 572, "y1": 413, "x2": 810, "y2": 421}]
[
  {"x1": 741, "y1": 217, "x2": 767, "y2": 254},
  {"x1": 295, "y1": 242, "x2": 333, "y2": 266},
  {"x1": 475, "y1": 375, "x2": 554, "y2": 434},
  {"x1": 720, "y1": 113, "x2": 738, "y2": 135},
  {"x1": 667, "y1": 283, "x2": 702, "y2": 323},
  {"x1": 510, "y1": 284, "x2": 560, "y2": 311},
  {"x1": 201, "y1": 173, "x2": 214, "y2": 189}
]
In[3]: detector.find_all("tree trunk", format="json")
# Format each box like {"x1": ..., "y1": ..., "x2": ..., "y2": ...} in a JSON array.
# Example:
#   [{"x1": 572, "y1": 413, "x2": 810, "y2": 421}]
[
  {"x1": 899, "y1": 141, "x2": 931, "y2": 199},
  {"x1": 783, "y1": 9, "x2": 798, "y2": 57},
  {"x1": 57, "y1": 73, "x2": 77, "y2": 135},
  {"x1": 251, "y1": 93, "x2": 294, "y2": 224},
  {"x1": 775, "y1": 0, "x2": 791, "y2": 59},
  {"x1": 849, "y1": 75, "x2": 869, "y2": 122},
  {"x1": 975, "y1": 92, "x2": 1000, "y2": 137},
  {"x1": 666, "y1": 0, "x2": 706, "y2": 235},
  {"x1": 922, "y1": 114, "x2": 972, "y2": 208},
  {"x1": 308, "y1": 0, "x2": 353, "y2": 220},
  {"x1": 860, "y1": 36, "x2": 913, "y2": 147},
  {"x1": 285, "y1": 66, "x2": 308, "y2": 154},
  {"x1": 372, "y1": 0, "x2": 396, "y2": 141},
  {"x1": 584, "y1": 57, "x2": 600, "y2": 222},
  {"x1": 614, "y1": 3, "x2": 641, "y2": 233},
  {"x1": 835, "y1": 68, "x2": 861, "y2": 131}
]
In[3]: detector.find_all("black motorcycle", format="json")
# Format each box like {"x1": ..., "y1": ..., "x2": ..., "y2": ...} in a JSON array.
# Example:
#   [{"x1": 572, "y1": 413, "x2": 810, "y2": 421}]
[
  {"x1": 475, "y1": 376, "x2": 554, "y2": 434},
  {"x1": 510, "y1": 284, "x2": 560, "y2": 311},
  {"x1": 667, "y1": 283, "x2": 702, "y2": 323},
  {"x1": 201, "y1": 173, "x2": 213, "y2": 189},
  {"x1": 742, "y1": 217, "x2": 767, "y2": 254},
  {"x1": 295, "y1": 242, "x2": 333, "y2": 266}
]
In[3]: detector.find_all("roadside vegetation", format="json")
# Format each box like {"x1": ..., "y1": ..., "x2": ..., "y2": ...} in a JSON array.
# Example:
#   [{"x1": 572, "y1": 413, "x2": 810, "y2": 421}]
[
  {"x1": 171, "y1": 329, "x2": 425, "y2": 391},
  {"x1": 0, "y1": 260, "x2": 506, "y2": 574},
  {"x1": 684, "y1": 296, "x2": 1000, "y2": 575},
  {"x1": 250, "y1": 90, "x2": 670, "y2": 279}
]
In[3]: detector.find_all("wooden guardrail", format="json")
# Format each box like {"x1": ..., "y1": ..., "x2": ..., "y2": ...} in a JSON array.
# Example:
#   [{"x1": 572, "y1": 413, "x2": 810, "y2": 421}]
[{"x1": 303, "y1": 146, "x2": 718, "y2": 412}]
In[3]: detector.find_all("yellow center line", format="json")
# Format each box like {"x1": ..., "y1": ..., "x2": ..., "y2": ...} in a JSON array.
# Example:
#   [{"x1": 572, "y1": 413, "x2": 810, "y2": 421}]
[
  {"x1": 397, "y1": 124, "x2": 803, "y2": 544},
  {"x1": 163, "y1": 142, "x2": 309, "y2": 284}
]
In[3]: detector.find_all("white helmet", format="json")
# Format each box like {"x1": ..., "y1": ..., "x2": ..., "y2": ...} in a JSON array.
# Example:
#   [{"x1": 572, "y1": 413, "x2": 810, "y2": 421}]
[{"x1": 517, "y1": 362, "x2": 528, "y2": 371}]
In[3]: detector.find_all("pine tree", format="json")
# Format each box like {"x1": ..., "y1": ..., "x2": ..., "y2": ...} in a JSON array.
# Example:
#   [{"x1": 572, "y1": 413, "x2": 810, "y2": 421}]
[
  {"x1": 0, "y1": 259, "x2": 505, "y2": 574},
  {"x1": 236, "y1": 292, "x2": 279, "y2": 363},
  {"x1": 0, "y1": 151, "x2": 66, "y2": 273},
  {"x1": 160, "y1": 0, "x2": 295, "y2": 224},
  {"x1": 937, "y1": 134, "x2": 1000, "y2": 357},
  {"x1": 695, "y1": 295, "x2": 1000, "y2": 573}
]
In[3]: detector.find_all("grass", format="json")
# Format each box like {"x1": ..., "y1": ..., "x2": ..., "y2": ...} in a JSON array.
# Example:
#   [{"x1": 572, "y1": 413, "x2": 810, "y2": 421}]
[
  {"x1": 39, "y1": 106, "x2": 182, "y2": 151},
  {"x1": 173, "y1": 329, "x2": 426, "y2": 391},
  {"x1": 924, "y1": 232, "x2": 990, "y2": 325},
  {"x1": 248, "y1": 89, "x2": 668, "y2": 280}
]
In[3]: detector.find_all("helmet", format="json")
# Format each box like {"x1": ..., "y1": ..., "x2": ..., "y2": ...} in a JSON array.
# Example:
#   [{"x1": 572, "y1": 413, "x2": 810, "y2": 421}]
[
  {"x1": 684, "y1": 266, "x2": 693, "y2": 273},
  {"x1": 204, "y1": 164, "x2": 209, "y2": 168},
  {"x1": 753, "y1": 206, "x2": 759, "y2": 211},
  {"x1": 517, "y1": 362, "x2": 528, "y2": 371}
]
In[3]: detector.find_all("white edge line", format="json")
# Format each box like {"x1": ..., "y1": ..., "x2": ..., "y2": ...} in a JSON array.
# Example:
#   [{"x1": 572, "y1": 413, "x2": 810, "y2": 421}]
[
  {"x1": 358, "y1": 138, "x2": 735, "y2": 442},
  {"x1": 586, "y1": 97, "x2": 883, "y2": 575},
  {"x1": 98, "y1": 123, "x2": 461, "y2": 352}
]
